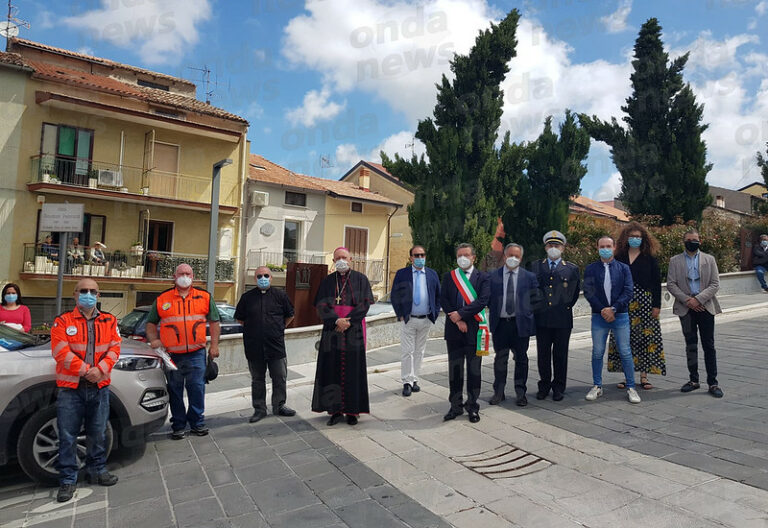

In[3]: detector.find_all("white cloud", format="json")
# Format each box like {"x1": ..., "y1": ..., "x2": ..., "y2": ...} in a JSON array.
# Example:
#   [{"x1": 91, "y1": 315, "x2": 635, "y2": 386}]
[
  {"x1": 674, "y1": 31, "x2": 759, "y2": 72},
  {"x1": 757, "y1": 1, "x2": 768, "y2": 16},
  {"x1": 286, "y1": 87, "x2": 346, "y2": 127},
  {"x1": 335, "y1": 130, "x2": 427, "y2": 170},
  {"x1": 63, "y1": 0, "x2": 212, "y2": 65},
  {"x1": 594, "y1": 172, "x2": 622, "y2": 201},
  {"x1": 601, "y1": 0, "x2": 633, "y2": 34}
]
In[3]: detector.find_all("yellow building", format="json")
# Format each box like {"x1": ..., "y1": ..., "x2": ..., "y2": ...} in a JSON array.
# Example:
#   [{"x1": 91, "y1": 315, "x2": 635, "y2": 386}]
[
  {"x1": 737, "y1": 181, "x2": 768, "y2": 199},
  {"x1": 245, "y1": 155, "x2": 401, "y2": 299},
  {"x1": 0, "y1": 39, "x2": 248, "y2": 324},
  {"x1": 340, "y1": 161, "x2": 414, "y2": 290}
]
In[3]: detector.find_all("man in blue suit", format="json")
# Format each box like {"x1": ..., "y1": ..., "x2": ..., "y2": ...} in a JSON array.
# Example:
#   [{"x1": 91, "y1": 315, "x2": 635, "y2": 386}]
[
  {"x1": 583, "y1": 236, "x2": 641, "y2": 404},
  {"x1": 488, "y1": 243, "x2": 540, "y2": 407},
  {"x1": 440, "y1": 243, "x2": 490, "y2": 423},
  {"x1": 391, "y1": 245, "x2": 441, "y2": 397}
]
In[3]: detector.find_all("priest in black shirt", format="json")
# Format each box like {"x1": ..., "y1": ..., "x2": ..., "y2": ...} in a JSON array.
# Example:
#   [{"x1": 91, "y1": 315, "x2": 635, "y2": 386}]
[
  {"x1": 235, "y1": 266, "x2": 296, "y2": 423},
  {"x1": 312, "y1": 247, "x2": 374, "y2": 426}
]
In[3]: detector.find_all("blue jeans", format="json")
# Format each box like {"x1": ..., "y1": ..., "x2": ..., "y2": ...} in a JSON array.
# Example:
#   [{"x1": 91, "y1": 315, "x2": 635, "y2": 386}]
[
  {"x1": 591, "y1": 313, "x2": 635, "y2": 389},
  {"x1": 167, "y1": 348, "x2": 206, "y2": 431},
  {"x1": 57, "y1": 384, "x2": 110, "y2": 485},
  {"x1": 756, "y1": 266, "x2": 767, "y2": 289}
]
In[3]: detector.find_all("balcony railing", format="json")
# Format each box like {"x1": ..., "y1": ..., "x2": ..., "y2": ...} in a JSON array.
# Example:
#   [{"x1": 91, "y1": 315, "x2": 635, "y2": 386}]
[
  {"x1": 29, "y1": 155, "x2": 239, "y2": 207},
  {"x1": 22, "y1": 243, "x2": 235, "y2": 282},
  {"x1": 246, "y1": 249, "x2": 385, "y2": 283}
]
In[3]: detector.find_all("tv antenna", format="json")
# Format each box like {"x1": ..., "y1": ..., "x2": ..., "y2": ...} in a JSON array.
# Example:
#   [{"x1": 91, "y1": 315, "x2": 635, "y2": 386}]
[
  {"x1": 405, "y1": 136, "x2": 416, "y2": 157},
  {"x1": 2, "y1": 1, "x2": 29, "y2": 49},
  {"x1": 320, "y1": 155, "x2": 334, "y2": 178},
  {"x1": 188, "y1": 64, "x2": 217, "y2": 104}
]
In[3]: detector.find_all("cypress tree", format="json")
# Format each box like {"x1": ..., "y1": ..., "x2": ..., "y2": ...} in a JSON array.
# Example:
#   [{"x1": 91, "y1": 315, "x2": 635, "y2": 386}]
[{"x1": 578, "y1": 18, "x2": 711, "y2": 225}]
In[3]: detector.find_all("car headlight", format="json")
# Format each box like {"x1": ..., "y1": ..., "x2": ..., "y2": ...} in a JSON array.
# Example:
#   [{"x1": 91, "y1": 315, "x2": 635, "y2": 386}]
[{"x1": 113, "y1": 357, "x2": 161, "y2": 371}]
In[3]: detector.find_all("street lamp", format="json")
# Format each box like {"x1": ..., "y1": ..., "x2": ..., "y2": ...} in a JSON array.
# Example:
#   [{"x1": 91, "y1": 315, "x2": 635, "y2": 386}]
[{"x1": 207, "y1": 159, "x2": 232, "y2": 295}]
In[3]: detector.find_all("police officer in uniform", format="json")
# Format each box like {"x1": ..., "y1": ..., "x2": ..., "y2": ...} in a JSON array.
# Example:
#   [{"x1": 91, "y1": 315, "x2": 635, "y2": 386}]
[{"x1": 533, "y1": 231, "x2": 580, "y2": 401}]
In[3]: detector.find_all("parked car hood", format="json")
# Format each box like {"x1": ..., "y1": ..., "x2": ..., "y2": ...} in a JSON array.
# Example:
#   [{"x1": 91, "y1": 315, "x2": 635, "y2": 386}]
[{"x1": 16, "y1": 339, "x2": 159, "y2": 359}]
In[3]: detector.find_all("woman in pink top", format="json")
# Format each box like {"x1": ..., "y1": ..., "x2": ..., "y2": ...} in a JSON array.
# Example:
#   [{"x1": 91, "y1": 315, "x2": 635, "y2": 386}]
[{"x1": 1, "y1": 283, "x2": 32, "y2": 333}]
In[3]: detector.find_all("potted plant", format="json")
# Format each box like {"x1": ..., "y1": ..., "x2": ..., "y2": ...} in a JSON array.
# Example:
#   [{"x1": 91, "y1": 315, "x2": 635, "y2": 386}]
[
  {"x1": 88, "y1": 169, "x2": 98, "y2": 189},
  {"x1": 130, "y1": 242, "x2": 144, "y2": 257}
]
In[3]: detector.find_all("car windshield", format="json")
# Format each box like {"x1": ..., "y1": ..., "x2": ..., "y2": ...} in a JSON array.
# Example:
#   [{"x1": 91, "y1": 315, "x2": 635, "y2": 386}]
[
  {"x1": 0, "y1": 325, "x2": 46, "y2": 351},
  {"x1": 217, "y1": 305, "x2": 236, "y2": 323},
  {"x1": 119, "y1": 310, "x2": 146, "y2": 335}
]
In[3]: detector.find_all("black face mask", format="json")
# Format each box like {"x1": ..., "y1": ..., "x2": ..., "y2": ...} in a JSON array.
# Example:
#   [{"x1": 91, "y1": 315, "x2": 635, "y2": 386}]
[{"x1": 684, "y1": 240, "x2": 700, "y2": 252}]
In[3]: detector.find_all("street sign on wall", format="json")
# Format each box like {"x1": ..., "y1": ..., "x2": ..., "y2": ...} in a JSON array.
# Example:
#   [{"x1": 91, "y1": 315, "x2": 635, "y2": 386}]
[{"x1": 40, "y1": 203, "x2": 84, "y2": 232}]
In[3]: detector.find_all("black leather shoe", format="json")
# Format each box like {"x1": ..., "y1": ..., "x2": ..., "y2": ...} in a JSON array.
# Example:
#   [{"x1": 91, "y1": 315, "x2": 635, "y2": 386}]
[
  {"x1": 86, "y1": 471, "x2": 118, "y2": 486},
  {"x1": 468, "y1": 411, "x2": 480, "y2": 423},
  {"x1": 709, "y1": 385, "x2": 724, "y2": 398},
  {"x1": 552, "y1": 392, "x2": 564, "y2": 401},
  {"x1": 681, "y1": 381, "x2": 701, "y2": 393},
  {"x1": 249, "y1": 411, "x2": 267, "y2": 423},
  {"x1": 411, "y1": 382, "x2": 421, "y2": 392},
  {"x1": 536, "y1": 390, "x2": 548, "y2": 400},
  {"x1": 327, "y1": 412, "x2": 344, "y2": 426},
  {"x1": 276, "y1": 406, "x2": 296, "y2": 416},
  {"x1": 489, "y1": 392, "x2": 505, "y2": 405},
  {"x1": 516, "y1": 396, "x2": 528, "y2": 407},
  {"x1": 57, "y1": 483, "x2": 76, "y2": 502},
  {"x1": 443, "y1": 409, "x2": 463, "y2": 421},
  {"x1": 402, "y1": 383, "x2": 412, "y2": 397},
  {"x1": 346, "y1": 414, "x2": 358, "y2": 425},
  {"x1": 190, "y1": 426, "x2": 209, "y2": 436}
]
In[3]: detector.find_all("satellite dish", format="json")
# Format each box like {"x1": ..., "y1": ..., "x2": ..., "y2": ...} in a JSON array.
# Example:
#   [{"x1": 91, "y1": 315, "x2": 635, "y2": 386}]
[{"x1": 0, "y1": 21, "x2": 19, "y2": 38}]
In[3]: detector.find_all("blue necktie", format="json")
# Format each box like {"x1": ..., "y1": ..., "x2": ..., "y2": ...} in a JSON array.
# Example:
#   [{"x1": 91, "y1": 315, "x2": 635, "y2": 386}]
[
  {"x1": 550, "y1": 260, "x2": 556, "y2": 272},
  {"x1": 414, "y1": 271, "x2": 421, "y2": 306}
]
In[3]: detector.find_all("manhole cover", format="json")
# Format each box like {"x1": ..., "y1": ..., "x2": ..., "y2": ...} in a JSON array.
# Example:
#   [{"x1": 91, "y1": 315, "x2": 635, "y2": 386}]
[{"x1": 451, "y1": 445, "x2": 552, "y2": 479}]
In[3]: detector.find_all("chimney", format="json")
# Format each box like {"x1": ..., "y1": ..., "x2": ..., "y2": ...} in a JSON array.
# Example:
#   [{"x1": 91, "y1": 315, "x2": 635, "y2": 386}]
[{"x1": 359, "y1": 167, "x2": 370, "y2": 191}]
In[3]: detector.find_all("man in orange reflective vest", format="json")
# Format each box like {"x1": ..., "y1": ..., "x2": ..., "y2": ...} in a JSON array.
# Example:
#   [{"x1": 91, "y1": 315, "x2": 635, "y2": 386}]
[
  {"x1": 146, "y1": 263, "x2": 220, "y2": 440},
  {"x1": 51, "y1": 278, "x2": 120, "y2": 502}
]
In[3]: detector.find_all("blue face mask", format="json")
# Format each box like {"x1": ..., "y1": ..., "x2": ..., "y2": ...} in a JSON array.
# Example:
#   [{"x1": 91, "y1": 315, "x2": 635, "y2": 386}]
[
  {"x1": 78, "y1": 292, "x2": 98, "y2": 309},
  {"x1": 599, "y1": 248, "x2": 614, "y2": 260},
  {"x1": 4, "y1": 294, "x2": 18, "y2": 304},
  {"x1": 413, "y1": 257, "x2": 426, "y2": 268},
  {"x1": 257, "y1": 277, "x2": 271, "y2": 289},
  {"x1": 628, "y1": 237, "x2": 642, "y2": 248},
  {"x1": 762, "y1": 240, "x2": 768, "y2": 248}
]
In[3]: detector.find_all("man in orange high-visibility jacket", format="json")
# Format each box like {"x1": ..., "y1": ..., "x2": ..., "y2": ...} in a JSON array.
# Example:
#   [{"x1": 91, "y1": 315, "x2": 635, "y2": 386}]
[
  {"x1": 146, "y1": 263, "x2": 220, "y2": 440},
  {"x1": 51, "y1": 278, "x2": 120, "y2": 503}
]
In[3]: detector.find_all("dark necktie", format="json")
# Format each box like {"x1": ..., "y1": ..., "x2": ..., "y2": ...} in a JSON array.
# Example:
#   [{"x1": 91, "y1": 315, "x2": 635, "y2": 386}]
[
  {"x1": 550, "y1": 260, "x2": 556, "y2": 272},
  {"x1": 505, "y1": 271, "x2": 515, "y2": 315}
]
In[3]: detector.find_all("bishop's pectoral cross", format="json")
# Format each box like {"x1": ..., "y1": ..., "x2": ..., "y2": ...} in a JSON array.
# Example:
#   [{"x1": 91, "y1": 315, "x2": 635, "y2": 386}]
[{"x1": 335, "y1": 295, "x2": 342, "y2": 304}]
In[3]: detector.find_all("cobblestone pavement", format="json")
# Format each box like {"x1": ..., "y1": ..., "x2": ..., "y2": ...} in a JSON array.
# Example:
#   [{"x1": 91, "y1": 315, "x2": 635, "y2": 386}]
[{"x1": 1, "y1": 292, "x2": 768, "y2": 527}]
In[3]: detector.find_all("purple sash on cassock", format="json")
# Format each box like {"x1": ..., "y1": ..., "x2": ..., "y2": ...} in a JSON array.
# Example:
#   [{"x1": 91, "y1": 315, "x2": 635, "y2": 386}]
[{"x1": 333, "y1": 305, "x2": 366, "y2": 347}]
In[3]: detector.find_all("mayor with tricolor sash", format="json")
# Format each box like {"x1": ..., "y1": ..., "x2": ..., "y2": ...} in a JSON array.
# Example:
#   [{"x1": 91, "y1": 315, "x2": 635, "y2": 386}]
[{"x1": 440, "y1": 243, "x2": 491, "y2": 423}]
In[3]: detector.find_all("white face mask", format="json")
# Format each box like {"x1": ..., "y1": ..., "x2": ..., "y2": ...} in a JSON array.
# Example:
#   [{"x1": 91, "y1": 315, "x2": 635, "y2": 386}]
[
  {"x1": 506, "y1": 256, "x2": 520, "y2": 269},
  {"x1": 457, "y1": 255, "x2": 472, "y2": 269},
  {"x1": 175, "y1": 275, "x2": 193, "y2": 288},
  {"x1": 335, "y1": 259, "x2": 350, "y2": 272},
  {"x1": 546, "y1": 247, "x2": 562, "y2": 260}
]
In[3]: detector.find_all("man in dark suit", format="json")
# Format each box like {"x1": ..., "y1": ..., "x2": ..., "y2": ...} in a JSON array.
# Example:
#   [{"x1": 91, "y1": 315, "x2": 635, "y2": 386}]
[
  {"x1": 533, "y1": 230, "x2": 580, "y2": 401},
  {"x1": 488, "y1": 243, "x2": 540, "y2": 407},
  {"x1": 441, "y1": 243, "x2": 490, "y2": 423},
  {"x1": 391, "y1": 245, "x2": 441, "y2": 397}
]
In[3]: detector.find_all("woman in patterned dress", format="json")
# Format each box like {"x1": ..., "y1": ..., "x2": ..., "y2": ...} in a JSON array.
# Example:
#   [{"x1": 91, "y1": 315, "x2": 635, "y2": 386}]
[{"x1": 608, "y1": 222, "x2": 665, "y2": 389}]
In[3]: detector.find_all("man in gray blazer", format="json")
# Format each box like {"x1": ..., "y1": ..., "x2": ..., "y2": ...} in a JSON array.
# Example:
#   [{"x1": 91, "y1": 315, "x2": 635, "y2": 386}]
[{"x1": 667, "y1": 228, "x2": 723, "y2": 398}]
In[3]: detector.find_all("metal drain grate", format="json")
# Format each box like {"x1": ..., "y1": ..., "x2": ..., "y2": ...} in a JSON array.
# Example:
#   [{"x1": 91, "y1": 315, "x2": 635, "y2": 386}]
[{"x1": 451, "y1": 445, "x2": 552, "y2": 479}]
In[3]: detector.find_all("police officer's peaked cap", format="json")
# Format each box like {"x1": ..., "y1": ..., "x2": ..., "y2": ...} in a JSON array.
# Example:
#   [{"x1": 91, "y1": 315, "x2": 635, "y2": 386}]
[{"x1": 543, "y1": 230, "x2": 567, "y2": 245}]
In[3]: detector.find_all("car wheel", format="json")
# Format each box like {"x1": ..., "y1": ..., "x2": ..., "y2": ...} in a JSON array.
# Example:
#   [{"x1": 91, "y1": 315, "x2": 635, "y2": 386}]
[{"x1": 16, "y1": 405, "x2": 114, "y2": 486}]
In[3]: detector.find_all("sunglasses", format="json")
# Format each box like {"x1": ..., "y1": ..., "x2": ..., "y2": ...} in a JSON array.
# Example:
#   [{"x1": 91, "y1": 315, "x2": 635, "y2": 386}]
[
  {"x1": 412, "y1": 253, "x2": 426, "y2": 257},
  {"x1": 256, "y1": 274, "x2": 271, "y2": 279},
  {"x1": 78, "y1": 289, "x2": 98, "y2": 295}
]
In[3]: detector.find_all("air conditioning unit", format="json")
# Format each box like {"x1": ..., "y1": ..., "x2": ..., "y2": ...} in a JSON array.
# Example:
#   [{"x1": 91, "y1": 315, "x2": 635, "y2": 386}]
[
  {"x1": 97, "y1": 169, "x2": 123, "y2": 187},
  {"x1": 251, "y1": 191, "x2": 269, "y2": 207}
]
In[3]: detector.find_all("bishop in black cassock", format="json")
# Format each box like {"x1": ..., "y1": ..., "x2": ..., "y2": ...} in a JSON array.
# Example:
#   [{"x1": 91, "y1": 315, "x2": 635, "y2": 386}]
[{"x1": 311, "y1": 248, "x2": 373, "y2": 426}]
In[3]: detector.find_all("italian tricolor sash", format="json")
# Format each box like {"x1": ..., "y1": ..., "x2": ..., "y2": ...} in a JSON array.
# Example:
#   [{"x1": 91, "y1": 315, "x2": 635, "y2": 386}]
[{"x1": 450, "y1": 268, "x2": 490, "y2": 356}]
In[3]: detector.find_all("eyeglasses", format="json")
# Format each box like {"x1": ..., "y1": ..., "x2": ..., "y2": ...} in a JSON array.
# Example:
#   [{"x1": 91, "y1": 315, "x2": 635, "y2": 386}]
[
  {"x1": 412, "y1": 253, "x2": 426, "y2": 257},
  {"x1": 256, "y1": 274, "x2": 271, "y2": 279},
  {"x1": 78, "y1": 289, "x2": 98, "y2": 295}
]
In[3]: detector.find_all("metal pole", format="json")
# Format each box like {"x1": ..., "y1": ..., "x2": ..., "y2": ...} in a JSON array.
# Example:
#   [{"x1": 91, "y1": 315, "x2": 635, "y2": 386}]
[
  {"x1": 207, "y1": 159, "x2": 232, "y2": 295},
  {"x1": 55, "y1": 231, "x2": 68, "y2": 314}
]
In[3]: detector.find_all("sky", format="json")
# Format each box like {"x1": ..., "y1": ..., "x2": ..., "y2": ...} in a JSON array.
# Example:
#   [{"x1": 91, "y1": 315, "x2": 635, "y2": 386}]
[{"x1": 10, "y1": 0, "x2": 768, "y2": 200}]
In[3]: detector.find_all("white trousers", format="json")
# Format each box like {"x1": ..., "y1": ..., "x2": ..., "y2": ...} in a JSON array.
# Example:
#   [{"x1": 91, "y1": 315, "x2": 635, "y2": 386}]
[{"x1": 400, "y1": 317, "x2": 432, "y2": 384}]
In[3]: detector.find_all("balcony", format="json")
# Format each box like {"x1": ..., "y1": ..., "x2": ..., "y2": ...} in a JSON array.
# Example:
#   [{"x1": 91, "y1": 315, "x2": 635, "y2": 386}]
[
  {"x1": 28, "y1": 155, "x2": 239, "y2": 213},
  {"x1": 245, "y1": 249, "x2": 385, "y2": 284},
  {"x1": 21, "y1": 243, "x2": 236, "y2": 284}
]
